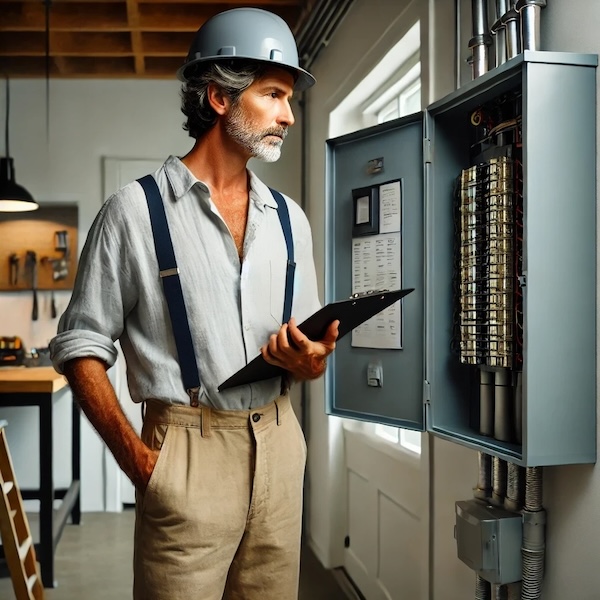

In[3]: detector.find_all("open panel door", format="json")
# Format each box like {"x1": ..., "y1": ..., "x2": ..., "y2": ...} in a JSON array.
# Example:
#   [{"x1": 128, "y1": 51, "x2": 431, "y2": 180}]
[{"x1": 325, "y1": 113, "x2": 425, "y2": 432}]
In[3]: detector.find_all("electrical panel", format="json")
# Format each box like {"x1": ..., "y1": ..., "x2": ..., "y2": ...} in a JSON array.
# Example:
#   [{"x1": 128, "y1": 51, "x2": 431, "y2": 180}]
[{"x1": 325, "y1": 51, "x2": 597, "y2": 466}]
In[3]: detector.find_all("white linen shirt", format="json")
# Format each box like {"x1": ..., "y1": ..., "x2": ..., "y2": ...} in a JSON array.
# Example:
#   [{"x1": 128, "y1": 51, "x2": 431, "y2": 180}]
[{"x1": 49, "y1": 156, "x2": 321, "y2": 410}]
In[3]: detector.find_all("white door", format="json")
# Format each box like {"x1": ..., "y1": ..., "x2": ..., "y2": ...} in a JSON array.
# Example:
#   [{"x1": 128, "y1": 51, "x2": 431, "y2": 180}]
[
  {"x1": 102, "y1": 157, "x2": 163, "y2": 510},
  {"x1": 342, "y1": 424, "x2": 429, "y2": 600}
]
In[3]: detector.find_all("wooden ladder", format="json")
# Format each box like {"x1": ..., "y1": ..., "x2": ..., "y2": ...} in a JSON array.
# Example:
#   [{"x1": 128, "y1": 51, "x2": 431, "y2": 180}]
[{"x1": 0, "y1": 420, "x2": 45, "y2": 600}]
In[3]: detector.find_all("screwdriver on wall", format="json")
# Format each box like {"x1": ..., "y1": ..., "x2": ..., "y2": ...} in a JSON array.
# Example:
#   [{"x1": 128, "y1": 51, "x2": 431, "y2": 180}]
[{"x1": 26, "y1": 251, "x2": 38, "y2": 321}]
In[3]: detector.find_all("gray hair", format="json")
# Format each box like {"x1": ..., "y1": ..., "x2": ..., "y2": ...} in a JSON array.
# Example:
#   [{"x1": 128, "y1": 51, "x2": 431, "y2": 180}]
[{"x1": 181, "y1": 61, "x2": 268, "y2": 139}]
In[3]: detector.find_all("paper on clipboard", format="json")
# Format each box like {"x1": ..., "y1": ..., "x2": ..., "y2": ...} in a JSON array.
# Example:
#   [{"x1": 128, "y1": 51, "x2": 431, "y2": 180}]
[{"x1": 218, "y1": 288, "x2": 414, "y2": 391}]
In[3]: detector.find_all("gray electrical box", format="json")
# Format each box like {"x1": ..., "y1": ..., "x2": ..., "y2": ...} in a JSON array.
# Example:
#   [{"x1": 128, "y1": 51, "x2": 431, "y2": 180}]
[
  {"x1": 325, "y1": 51, "x2": 597, "y2": 466},
  {"x1": 455, "y1": 500, "x2": 522, "y2": 584}
]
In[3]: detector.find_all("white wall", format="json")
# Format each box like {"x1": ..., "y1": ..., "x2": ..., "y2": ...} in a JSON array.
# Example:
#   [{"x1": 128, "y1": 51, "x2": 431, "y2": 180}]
[
  {"x1": 304, "y1": 0, "x2": 600, "y2": 599},
  {"x1": 303, "y1": 0, "x2": 443, "y2": 572},
  {"x1": 0, "y1": 78, "x2": 302, "y2": 512}
]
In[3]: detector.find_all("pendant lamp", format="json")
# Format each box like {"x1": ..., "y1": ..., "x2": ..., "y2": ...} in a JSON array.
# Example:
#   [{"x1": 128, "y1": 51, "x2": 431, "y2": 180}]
[{"x1": 0, "y1": 78, "x2": 38, "y2": 213}]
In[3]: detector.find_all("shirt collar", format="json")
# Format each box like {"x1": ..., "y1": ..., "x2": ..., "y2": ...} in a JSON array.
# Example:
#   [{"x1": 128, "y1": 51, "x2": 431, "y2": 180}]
[
  {"x1": 164, "y1": 155, "x2": 205, "y2": 199},
  {"x1": 163, "y1": 155, "x2": 279, "y2": 209}
]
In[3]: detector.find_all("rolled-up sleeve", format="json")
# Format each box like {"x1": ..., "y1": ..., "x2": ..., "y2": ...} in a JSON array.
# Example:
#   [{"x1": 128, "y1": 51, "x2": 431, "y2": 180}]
[{"x1": 49, "y1": 194, "x2": 137, "y2": 373}]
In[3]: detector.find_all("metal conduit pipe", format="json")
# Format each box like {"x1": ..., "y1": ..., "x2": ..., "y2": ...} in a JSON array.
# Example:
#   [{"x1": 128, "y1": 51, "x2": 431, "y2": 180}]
[
  {"x1": 521, "y1": 467, "x2": 546, "y2": 600},
  {"x1": 505, "y1": 461, "x2": 524, "y2": 512},
  {"x1": 490, "y1": 0, "x2": 508, "y2": 67},
  {"x1": 495, "y1": 583, "x2": 508, "y2": 600},
  {"x1": 494, "y1": 369, "x2": 512, "y2": 442},
  {"x1": 476, "y1": 574, "x2": 491, "y2": 600},
  {"x1": 469, "y1": 0, "x2": 492, "y2": 78},
  {"x1": 503, "y1": 462, "x2": 524, "y2": 600},
  {"x1": 474, "y1": 451, "x2": 492, "y2": 500},
  {"x1": 502, "y1": 2, "x2": 520, "y2": 59},
  {"x1": 516, "y1": 0, "x2": 546, "y2": 51},
  {"x1": 491, "y1": 456, "x2": 507, "y2": 506},
  {"x1": 480, "y1": 369, "x2": 494, "y2": 437},
  {"x1": 301, "y1": 0, "x2": 339, "y2": 57},
  {"x1": 296, "y1": 0, "x2": 354, "y2": 69}
]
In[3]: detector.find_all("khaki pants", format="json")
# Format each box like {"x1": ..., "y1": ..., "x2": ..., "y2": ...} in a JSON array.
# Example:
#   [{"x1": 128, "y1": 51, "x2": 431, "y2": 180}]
[{"x1": 133, "y1": 395, "x2": 306, "y2": 600}]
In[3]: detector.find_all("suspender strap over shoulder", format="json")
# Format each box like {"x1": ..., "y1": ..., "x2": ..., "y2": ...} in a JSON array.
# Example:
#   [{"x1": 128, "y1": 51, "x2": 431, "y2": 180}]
[
  {"x1": 137, "y1": 175, "x2": 295, "y2": 395},
  {"x1": 137, "y1": 174, "x2": 201, "y2": 399},
  {"x1": 269, "y1": 188, "x2": 296, "y2": 324}
]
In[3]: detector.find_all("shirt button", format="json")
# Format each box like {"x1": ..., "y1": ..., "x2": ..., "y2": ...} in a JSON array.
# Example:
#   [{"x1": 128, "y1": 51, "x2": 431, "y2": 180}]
[{"x1": 252, "y1": 413, "x2": 261, "y2": 423}]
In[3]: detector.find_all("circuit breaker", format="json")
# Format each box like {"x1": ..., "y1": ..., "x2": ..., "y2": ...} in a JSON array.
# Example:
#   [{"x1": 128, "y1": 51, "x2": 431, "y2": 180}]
[{"x1": 325, "y1": 51, "x2": 597, "y2": 466}]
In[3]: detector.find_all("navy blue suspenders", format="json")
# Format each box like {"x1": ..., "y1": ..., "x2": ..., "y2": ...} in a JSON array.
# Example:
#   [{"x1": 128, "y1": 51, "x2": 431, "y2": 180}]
[
  {"x1": 268, "y1": 188, "x2": 296, "y2": 326},
  {"x1": 137, "y1": 174, "x2": 295, "y2": 399}
]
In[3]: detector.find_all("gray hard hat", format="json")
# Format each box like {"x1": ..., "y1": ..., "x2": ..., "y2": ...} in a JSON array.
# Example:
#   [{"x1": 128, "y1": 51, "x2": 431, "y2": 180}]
[{"x1": 177, "y1": 7, "x2": 315, "y2": 91}]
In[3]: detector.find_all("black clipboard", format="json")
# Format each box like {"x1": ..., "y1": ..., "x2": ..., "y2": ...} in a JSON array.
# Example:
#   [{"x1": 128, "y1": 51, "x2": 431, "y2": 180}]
[{"x1": 218, "y1": 288, "x2": 414, "y2": 391}]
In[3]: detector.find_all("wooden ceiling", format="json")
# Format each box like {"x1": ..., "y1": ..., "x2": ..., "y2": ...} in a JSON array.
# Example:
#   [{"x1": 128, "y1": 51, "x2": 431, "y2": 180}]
[{"x1": 0, "y1": 0, "x2": 317, "y2": 79}]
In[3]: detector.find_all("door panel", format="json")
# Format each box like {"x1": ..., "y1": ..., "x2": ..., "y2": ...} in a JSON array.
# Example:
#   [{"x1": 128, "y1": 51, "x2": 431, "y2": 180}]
[{"x1": 344, "y1": 427, "x2": 424, "y2": 599}]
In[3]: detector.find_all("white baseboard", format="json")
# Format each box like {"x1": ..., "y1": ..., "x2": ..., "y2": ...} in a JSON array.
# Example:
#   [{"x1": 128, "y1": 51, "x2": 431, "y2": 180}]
[{"x1": 331, "y1": 567, "x2": 365, "y2": 600}]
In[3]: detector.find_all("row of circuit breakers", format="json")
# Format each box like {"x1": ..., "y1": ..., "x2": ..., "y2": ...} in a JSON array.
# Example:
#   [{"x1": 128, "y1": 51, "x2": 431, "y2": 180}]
[{"x1": 454, "y1": 93, "x2": 523, "y2": 446}]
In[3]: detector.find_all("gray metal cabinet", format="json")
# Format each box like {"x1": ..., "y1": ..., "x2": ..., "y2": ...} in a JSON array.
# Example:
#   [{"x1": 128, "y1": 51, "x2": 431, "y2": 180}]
[{"x1": 325, "y1": 51, "x2": 597, "y2": 466}]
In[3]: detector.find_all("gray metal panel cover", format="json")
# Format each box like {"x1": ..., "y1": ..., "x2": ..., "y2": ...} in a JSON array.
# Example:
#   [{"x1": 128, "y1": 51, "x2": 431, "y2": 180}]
[{"x1": 325, "y1": 114, "x2": 425, "y2": 429}]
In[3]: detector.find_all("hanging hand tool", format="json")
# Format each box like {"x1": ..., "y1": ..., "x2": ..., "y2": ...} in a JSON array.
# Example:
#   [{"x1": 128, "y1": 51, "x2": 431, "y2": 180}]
[
  {"x1": 53, "y1": 230, "x2": 70, "y2": 280},
  {"x1": 50, "y1": 289, "x2": 57, "y2": 318},
  {"x1": 26, "y1": 251, "x2": 38, "y2": 321},
  {"x1": 8, "y1": 253, "x2": 19, "y2": 285}
]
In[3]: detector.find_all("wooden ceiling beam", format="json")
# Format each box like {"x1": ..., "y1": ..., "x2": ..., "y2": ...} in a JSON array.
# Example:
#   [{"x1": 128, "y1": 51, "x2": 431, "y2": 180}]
[
  {"x1": 0, "y1": 0, "x2": 309, "y2": 79},
  {"x1": 0, "y1": 31, "x2": 135, "y2": 55},
  {"x1": 1, "y1": 2, "x2": 301, "y2": 30},
  {"x1": 126, "y1": 0, "x2": 145, "y2": 74}
]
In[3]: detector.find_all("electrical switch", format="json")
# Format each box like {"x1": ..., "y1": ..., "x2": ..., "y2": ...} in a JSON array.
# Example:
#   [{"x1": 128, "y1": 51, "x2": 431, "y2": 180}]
[{"x1": 367, "y1": 361, "x2": 383, "y2": 387}]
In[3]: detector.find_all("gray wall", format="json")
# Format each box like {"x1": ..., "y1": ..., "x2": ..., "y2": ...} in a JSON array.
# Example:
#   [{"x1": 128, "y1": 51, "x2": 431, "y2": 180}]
[{"x1": 304, "y1": 0, "x2": 600, "y2": 598}]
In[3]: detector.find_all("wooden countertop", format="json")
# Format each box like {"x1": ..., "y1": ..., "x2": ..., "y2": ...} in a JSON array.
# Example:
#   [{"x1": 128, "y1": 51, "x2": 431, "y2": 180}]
[{"x1": 0, "y1": 366, "x2": 68, "y2": 394}]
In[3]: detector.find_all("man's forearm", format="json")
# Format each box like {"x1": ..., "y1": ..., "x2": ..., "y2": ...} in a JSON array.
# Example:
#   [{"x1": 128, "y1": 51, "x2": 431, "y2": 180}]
[{"x1": 63, "y1": 356, "x2": 156, "y2": 490}]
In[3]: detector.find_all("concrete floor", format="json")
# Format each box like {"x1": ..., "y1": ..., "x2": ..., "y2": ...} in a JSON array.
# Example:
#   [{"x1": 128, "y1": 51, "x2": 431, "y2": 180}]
[{"x1": 0, "y1": 510, "x2": 350, "y2": 599}]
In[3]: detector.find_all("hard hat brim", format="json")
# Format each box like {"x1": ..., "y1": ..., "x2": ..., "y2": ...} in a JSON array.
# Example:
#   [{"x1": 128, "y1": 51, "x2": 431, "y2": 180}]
[{"x1": 176, "y1": 56, "x2": 316, "y2": 92}]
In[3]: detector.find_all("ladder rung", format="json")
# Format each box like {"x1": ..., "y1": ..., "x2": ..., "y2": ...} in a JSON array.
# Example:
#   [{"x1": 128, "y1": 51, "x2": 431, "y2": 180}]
[
  {"x1": 2, "y1": 480, "x2": 15, "y2": 494},
  {"x1": 19, "y1": 535, "x2": 33, "y2": 560},
  {"x1": 26, "y1": 573, "x2": 39, "y2": 592}
]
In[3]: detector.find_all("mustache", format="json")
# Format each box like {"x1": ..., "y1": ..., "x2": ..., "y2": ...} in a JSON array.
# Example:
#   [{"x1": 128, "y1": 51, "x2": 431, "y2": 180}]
[{"x1": 262, "y1": 127, "x2": 288, "y2": 140}]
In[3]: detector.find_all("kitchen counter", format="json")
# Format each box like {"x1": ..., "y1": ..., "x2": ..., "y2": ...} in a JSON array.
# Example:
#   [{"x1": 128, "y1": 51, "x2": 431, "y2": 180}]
[
  {"x1": 0, "y1": 365, "x2": 79, "y2": 588},
  {"x1": 0, "y1": 366, "x2": 68, "y2": 394}
]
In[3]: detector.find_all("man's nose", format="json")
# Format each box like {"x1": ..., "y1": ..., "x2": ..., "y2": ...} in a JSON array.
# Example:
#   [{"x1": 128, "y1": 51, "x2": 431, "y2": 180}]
[{"x1": 278, "y1": 100, "x2": 295, "y2": 127}]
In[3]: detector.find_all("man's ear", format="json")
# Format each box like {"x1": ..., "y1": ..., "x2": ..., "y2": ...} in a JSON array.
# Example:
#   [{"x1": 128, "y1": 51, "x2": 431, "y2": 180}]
[{"x1": 207, "y1": 82, "x2": 230, "y2": 116}]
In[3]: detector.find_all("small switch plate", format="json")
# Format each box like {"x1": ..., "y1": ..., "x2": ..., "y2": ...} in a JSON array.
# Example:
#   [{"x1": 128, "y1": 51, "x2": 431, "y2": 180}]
[{"x1": 367, "y1": 361, "x2": 383, "y2": 387}]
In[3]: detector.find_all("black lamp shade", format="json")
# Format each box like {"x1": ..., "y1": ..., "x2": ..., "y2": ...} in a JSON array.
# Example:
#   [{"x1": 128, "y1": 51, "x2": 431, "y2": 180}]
[{"x1": 0, "y1": 157, "x2": 39, "y2": 212}]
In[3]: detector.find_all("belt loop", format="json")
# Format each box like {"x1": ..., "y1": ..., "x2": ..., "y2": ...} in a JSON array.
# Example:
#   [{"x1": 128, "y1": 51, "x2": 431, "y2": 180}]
[
  {"x1": 200, "y1": 406, "x2": 212, "y2": 438},
  {"x1": 275, "y1": 400, "x2": 281, "y2": 426}
]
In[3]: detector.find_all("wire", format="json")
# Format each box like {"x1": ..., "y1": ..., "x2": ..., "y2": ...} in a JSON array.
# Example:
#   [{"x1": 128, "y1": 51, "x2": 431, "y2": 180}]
[
  {"x1": 45, "y1": 0, "x2": 52, "y2": 142},
  {"x1": 4, "y1": 76, "x2": 9, "y2": 158}
]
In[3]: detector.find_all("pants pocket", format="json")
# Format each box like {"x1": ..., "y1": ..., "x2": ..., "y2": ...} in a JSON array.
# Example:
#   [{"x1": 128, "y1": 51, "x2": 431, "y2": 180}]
[{"x1": 138, "y1": 423, "x2": 172, "y2": 516}]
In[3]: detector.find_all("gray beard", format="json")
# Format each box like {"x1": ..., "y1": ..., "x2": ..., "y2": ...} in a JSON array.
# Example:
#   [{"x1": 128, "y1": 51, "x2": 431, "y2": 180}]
[{"x1": 225, "y1": 103, "x2": 287, "y2": 163}]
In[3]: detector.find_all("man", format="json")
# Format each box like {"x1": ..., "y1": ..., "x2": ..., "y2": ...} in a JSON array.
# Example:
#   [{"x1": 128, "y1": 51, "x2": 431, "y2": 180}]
[{"x1": 49, "y1": 8, "x2": 338, "y2": 600}]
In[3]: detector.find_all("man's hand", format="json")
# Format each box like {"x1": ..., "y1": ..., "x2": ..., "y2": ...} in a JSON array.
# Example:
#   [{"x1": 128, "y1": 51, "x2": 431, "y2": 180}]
[
  {"x1": 64, "y1": 356, "x2": 159, "y2": 492},
  {"x1": 260, "y1": 317, "x2": 340, "y2": 381}
]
